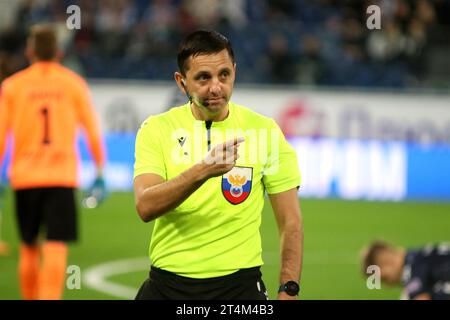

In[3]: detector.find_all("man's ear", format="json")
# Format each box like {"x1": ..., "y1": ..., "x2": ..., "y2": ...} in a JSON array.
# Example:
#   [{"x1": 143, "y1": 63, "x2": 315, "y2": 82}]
[
  {"x1": 174, "y1": 71, "x2": 186, "y2": 94},
  {"x1": 25, "y1": 44, "x2": 34, "y2": 63}
]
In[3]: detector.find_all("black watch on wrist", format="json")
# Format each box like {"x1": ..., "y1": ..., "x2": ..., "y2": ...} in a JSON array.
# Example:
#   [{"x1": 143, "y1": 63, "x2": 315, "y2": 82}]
[{"x1": 278, "y1": 281, "x2": 300, "y2": 296}]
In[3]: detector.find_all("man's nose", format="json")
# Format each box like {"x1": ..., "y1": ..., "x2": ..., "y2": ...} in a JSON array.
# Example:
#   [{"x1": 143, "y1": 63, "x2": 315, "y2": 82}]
[{"x1": 209, "y1": 78, "x2": 221, "y2": 95}]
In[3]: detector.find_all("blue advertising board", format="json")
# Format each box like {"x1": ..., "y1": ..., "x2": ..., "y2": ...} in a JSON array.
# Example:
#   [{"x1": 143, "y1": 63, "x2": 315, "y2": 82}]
[{"x1": 3, "y1": 134, "x2": 450, "y2": 201}]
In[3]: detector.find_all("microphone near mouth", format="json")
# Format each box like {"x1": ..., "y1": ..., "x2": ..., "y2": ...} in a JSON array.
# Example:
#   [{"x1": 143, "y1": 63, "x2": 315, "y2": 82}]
[{"x1": 182, "y1": 79, "x2": 211, "y2": 108}]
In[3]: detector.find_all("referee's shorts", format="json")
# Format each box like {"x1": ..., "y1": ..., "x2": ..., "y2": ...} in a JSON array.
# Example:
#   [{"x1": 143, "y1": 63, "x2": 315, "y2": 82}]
[{"x1": 135, "y1": 266, "x2": 269, "y2": 300}]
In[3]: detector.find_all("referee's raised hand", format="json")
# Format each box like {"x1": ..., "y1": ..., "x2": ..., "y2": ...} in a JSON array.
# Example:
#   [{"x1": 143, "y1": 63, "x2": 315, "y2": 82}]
[{"x1": 202, "y1": 137, "x2": 245, "y2": 177}]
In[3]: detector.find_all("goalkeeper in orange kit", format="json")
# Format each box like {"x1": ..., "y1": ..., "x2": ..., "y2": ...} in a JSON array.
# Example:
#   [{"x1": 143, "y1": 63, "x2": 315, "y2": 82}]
[{"x1": 0, "y1": 24, "x2": 106, "y2": 300}]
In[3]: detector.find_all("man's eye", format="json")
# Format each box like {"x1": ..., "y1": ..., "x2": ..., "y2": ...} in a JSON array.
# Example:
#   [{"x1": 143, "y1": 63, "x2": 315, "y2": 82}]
[{"x1": 221, "y1": 72, "x2": 229, "y2": 78}]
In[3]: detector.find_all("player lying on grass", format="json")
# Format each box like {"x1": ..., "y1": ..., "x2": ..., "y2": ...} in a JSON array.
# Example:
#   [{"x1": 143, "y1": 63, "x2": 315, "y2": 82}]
[{"x1": 362, "y1": 240, "x2": 450, "y2": 300}]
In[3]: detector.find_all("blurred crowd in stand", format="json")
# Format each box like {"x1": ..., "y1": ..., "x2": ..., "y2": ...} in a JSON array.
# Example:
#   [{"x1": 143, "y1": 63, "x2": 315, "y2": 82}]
[{"x1": 1, "y1": 0, "x2": 450, "y2": 88}]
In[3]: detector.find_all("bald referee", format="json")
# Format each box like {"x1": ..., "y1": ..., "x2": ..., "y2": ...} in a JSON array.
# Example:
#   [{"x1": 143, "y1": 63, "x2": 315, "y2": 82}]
[{"x1": 133, "y1": 30, "x2": 303, "y2": 300}]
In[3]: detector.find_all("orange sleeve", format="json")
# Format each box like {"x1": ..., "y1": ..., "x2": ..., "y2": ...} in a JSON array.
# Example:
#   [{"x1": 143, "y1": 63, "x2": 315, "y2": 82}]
[
  {"x1": 74, "y1": 78, "x2": 106, "y2": 168},
  {"x1": 0, "y1": 82, "x2": 12, "y2": 165}
]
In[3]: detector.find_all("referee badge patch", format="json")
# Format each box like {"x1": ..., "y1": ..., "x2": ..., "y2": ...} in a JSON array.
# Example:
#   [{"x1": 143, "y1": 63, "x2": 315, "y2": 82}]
[{"x1": 222, "y1": 166, "x2": 253, "y2": 205}]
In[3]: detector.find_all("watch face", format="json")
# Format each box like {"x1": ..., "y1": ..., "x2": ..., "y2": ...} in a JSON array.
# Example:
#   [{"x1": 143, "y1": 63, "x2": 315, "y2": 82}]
[{"x1": 285, "y1": 281, "x2": 300, "y2": 295}]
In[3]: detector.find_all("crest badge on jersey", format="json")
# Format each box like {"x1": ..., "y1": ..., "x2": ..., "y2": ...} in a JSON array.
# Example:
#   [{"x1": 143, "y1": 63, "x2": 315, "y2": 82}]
[{"x1": 222, "y1": 166, "x2": 253, "y2": 205}]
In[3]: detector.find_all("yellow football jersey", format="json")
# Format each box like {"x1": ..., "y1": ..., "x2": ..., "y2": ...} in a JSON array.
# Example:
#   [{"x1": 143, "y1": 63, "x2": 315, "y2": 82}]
[{"x1": 134, "y1": 102, "x2": 300, "y2": 278}]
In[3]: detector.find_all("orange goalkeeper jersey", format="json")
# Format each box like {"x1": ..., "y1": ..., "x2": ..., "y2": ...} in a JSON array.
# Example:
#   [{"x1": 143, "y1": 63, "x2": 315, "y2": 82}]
[{"x1": 0, "y1": 61, "x2": 105, "y2": 189}]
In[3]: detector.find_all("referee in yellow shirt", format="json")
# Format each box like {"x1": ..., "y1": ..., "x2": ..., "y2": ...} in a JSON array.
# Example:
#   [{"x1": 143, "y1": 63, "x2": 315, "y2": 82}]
[{"x1": 134, "y1": 30, "x2": 303, "y2": 300}]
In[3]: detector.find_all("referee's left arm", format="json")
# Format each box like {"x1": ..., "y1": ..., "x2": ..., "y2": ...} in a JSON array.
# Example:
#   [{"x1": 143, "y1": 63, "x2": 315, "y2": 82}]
[{"x1": 269, "y1": 188, "x2": 304, "y2": 300}]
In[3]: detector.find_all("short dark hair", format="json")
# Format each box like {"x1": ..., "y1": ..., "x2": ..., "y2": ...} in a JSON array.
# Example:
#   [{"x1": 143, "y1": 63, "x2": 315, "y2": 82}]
[
  {"x1": 361, "y1": 240, "x2": 394, "y2": 275},
  {"x1": 177, "y1": 30, "x2": 235, "y2": 75},
  {"x1": 29, "y1": 24, "x2": 58, "y2": 61}
]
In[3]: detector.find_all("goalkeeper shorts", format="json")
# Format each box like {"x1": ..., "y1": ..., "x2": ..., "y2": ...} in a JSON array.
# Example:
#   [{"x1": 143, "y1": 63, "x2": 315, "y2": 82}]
[{"x1": 14, "y1": 187, "x2": 77, "y2": 244}]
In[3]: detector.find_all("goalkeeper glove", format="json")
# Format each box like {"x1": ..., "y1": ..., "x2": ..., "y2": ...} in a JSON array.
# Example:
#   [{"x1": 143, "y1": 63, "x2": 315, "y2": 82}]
[{"x1": 82, "y1": 175, "x2": 108, "y2": 209}]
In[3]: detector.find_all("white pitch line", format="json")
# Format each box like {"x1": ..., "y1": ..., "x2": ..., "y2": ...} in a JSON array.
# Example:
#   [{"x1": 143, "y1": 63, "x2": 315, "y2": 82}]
[
  {"x1": 83, "y1": 256, "x2": 150, "y2": 300},
  {"x1": 83, "y1": 251, "x2": 359, "y2": 299}
]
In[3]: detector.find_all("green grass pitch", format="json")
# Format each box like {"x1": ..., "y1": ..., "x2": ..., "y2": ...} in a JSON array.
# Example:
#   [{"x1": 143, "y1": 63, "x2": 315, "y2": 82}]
[{"x1": 0, "y1": 191, "x2": 449, "y2": 300}]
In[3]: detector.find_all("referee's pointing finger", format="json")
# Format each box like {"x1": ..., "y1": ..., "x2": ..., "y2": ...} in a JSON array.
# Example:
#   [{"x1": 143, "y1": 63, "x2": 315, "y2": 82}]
[{"x1": 223, "y1": 137, "x2": 245, "y2": 149}]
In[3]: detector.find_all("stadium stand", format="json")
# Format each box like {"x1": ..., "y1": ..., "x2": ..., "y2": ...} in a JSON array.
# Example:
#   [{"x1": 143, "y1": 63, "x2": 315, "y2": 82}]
[{"x1": 0, "y1": 0, "x2": 449, "y2": 88}]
